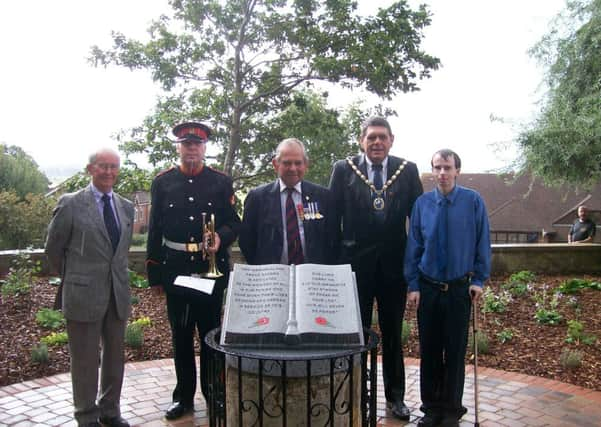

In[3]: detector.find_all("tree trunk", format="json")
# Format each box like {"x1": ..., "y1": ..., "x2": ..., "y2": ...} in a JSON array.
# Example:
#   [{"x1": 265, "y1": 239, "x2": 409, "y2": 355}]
[{"x1": 224, "y1": 108, "x2": 242, "y2": 178}]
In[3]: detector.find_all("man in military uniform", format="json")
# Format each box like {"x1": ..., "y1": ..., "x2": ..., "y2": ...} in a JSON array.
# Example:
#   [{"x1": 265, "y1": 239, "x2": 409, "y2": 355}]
[
  {"x1": 146, "y1": 122, "x2": 241, "y2": 420},
  {"x1": 329, "y1": 116, "x2": 423, "y2": 420}
]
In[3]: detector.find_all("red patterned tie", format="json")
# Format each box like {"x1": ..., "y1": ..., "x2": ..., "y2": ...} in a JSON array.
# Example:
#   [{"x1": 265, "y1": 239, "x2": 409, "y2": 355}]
[{"x1": 286, "y1": 188, "x2": 304, "y2": 265}]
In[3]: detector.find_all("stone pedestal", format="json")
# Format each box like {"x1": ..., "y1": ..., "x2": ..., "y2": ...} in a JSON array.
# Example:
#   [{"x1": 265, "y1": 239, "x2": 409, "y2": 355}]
[{"x1": 225, "y1": 356, "x2": 361, "y2": 426}]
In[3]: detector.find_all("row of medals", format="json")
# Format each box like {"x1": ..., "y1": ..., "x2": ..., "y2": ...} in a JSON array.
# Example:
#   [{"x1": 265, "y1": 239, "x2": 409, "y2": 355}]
[
  {"x1": 346, "y1": 158, "x2": 407, "y2": 211},
  {"x1": 296, "y1": 202, "x2": 323, "y2": 220}
]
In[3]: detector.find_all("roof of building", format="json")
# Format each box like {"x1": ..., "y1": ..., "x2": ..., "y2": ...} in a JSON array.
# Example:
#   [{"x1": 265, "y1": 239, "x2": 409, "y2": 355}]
[
  {"x1": 133, "y1": 190, "x2": 151, "y2": 205},
  {"x1": 421, "y1": 172, "x2": 601, "y2": 232}
]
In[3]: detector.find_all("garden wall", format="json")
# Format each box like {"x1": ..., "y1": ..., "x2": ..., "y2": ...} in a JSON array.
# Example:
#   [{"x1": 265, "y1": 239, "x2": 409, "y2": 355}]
[{"x1": 1, "y1": 244, "x2": 601, "y2": 277}]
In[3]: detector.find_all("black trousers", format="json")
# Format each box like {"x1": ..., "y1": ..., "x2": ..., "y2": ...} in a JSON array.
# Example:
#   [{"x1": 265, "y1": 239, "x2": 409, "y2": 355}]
[
  {"x1": 166, "y1": 287, "x2": 224, "y2": 405},
  {"x1": 417, "y1": 278, "x2": 471, "y2": 418},
  {"x1": 356, "y1": 259, "x2": 407, "y2": 402}
]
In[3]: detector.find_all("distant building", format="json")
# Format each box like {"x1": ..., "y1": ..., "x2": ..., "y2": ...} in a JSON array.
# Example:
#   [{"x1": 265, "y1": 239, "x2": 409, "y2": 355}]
[
  {"x1": 421, "y1": 172, "x2": 600, "y2": 243},
  {"x1": 45, "y1": 178, "x2": 151, "y2": 236},
  {"x1": 129, "y1": 172, "x2": 600, "y2": 243},
  {"x1": 132, "y1": 191, "x2": 150, "y2": 234}
]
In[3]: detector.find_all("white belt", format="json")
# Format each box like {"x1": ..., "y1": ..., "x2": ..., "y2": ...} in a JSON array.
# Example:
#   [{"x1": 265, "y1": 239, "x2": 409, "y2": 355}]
[{"x1": 163, "y1": 238, "x2": 202, "y2": 252}]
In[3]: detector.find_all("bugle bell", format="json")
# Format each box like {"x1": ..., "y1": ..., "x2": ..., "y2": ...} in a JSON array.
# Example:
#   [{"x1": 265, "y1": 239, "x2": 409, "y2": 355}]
[{"x1": 201, "y1": 212, "x2": 223, "y2": 279}]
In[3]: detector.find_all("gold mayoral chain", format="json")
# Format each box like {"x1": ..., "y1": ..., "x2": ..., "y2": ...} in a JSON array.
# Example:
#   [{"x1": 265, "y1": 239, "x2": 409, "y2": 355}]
[{"x1": 346, "y1": 158, "x2": 407, "y2": 211}]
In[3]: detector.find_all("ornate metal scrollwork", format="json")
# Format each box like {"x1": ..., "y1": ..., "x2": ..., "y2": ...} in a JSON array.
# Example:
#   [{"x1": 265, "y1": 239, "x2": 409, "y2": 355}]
[{"x1": 205, "y1": 328, "x2": 379, "y2": 426}]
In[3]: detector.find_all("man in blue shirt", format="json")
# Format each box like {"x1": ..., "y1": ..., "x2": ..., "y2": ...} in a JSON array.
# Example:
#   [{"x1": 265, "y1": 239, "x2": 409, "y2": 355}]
[{"x1": 404, "y1": 149, "x2": 491, "y2": 427}]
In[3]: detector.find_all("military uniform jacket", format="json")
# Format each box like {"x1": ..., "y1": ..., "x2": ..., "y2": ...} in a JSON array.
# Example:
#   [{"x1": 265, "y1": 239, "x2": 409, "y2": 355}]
[
  {"x1": 146, "y1": 166, "x2": 241, "y2": 296},
  {"x1": 329, "y1": 154, "x2": 423, "y2": 276}
]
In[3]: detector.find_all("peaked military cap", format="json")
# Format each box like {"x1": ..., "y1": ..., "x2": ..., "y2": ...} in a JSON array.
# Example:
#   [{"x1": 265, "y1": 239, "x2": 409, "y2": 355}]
[{"x1": 172, "y1": 121, "x2": 212, "y2": 143}]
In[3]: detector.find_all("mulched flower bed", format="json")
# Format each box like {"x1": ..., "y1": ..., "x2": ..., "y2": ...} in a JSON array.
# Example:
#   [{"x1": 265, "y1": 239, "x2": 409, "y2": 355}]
[{"x1": 1, "y1": 274, "x2": 600, "y2": 391}]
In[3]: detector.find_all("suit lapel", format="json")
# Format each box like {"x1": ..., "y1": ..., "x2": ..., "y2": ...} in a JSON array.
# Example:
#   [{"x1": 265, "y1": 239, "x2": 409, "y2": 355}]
[
  {"x1": 300, "y1": 181, "x2": 319, "y2": 216},
  {"x1": 300, "y1": 181, "x2": 314, "y2": 258},
  {"x1": 300, "y1": 181, "x2": 311, "y2": 205},
  {"x1": 84, "y1": 186, "x2": 108, "y2": 238},
  {"x1": 84, "y1": 185, "x2": 115, "y2": 252},
  {"x1": 356, "y1": 155, "x2": 372, "y2": 206},
  {"x1": 358, "y1": 155, "x2": 369, "y2": 177},
  {"x1": 267, "y1": 181, "x2": 284, "y2": 249},
  {"x1": 113, "y1": 193, "x2": 129, "y2": 252},
  {"x1": 384, "y1": 156, "x2": 403, "y2": 223},
  {"x1": 268, "y1": 181, "x2": 282, "y2": 222},
  {"x1": 386, "y1": 156, "x2": 400, "y2": 181}
]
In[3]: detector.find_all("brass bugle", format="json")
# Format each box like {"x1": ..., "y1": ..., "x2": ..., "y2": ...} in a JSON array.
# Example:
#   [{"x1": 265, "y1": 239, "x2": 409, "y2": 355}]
[{"x1": 201, "y1": 212, "x2": 223, "y2": 279}]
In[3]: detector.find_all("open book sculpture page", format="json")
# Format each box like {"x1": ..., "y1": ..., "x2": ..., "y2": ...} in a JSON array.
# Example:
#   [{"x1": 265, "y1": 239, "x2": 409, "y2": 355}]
[{"x1": 220, "y1": 264, "x2": 364, "y2": 348}]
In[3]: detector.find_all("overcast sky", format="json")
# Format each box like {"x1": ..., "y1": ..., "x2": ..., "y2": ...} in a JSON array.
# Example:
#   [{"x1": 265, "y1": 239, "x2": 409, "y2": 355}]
[{"x1": 0, "y1": 0, "x2": 565, "y2": 178}]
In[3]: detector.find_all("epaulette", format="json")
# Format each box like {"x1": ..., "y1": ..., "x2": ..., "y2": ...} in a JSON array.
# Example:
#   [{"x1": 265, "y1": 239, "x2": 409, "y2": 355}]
[
  {"x1": 155, "y1": 166, "x2": 176, "y2": 178},
  {"x1": 207, "y1": 165, "x2": 228, "y2": 177}
]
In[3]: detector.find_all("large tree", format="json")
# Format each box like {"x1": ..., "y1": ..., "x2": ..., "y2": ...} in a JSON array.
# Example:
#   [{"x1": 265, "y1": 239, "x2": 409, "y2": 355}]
[
  {"x1": 90, "y1": 0, "x2": 439, "y2": 188},
  {"x1": 517, "y1": 0, "x2": 601, "y2": 187},
  {"x1": 0, "y1": 144, "x2": 50, "y2": 198}
]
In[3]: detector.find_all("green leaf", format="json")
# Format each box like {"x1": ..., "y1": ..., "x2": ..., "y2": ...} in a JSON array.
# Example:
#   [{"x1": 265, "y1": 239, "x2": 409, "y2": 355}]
[
  {"x1": 517, "y1": 0, "x2": 601, "y2": 187},
  {"x1": 89, "y1": 0, "x2": 440, "y2": 182}
]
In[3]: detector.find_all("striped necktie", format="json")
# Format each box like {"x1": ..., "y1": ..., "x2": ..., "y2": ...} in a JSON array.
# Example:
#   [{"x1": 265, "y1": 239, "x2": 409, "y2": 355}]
[{"x1": 286, "y1": 188, "x2": 304, "y2": 265}]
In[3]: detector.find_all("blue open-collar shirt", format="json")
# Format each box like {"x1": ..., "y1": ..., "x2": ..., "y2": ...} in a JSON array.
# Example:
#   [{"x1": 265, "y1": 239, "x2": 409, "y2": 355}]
[{"x1": 404, "y1": 184, "x2": 491, "y2": 292}]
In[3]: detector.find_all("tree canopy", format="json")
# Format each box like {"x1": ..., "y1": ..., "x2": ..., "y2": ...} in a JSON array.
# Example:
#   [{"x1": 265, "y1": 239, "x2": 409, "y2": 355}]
[
  {"x1": 0, "y1": 191, "x2": 54, "y2": 250},
  {"x1": 0, "y1": 144, "x2": 50, "y2": 198},
  {"x1": 517, "y1": 0, "x2": 601, "y2": 187},
  {"x1": 90, "y1": 0, "x2": 439, "y2": 189}
]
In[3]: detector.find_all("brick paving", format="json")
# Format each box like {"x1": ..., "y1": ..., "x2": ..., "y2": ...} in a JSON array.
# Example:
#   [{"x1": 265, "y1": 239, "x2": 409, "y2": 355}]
[{"x1": 0, "y1": 358, "x2": 599, "y2": 426}]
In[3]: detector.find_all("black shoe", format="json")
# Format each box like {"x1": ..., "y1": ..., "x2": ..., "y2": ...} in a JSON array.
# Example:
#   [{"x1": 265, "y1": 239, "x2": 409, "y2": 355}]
[
  {"x1": 440, "y1": 416, "x2": 459, "y2": 427},
  {"x1": 388, "y1": 400, "x2": 410, "y2": 420},
  {"x1": 165, "y1": 401, "x2": 194, "y2": 420},
  {"x1": 417, "y1": 413, "x2": 443, "y2": 427},
  {"x1": 208, "y1": 400, "x2": 225, "y2": 419},
  {"x1": 98, "y1": 416, "x2": 130, "y2": 427},
  {"x1": 82, "y1": 423, "x2": 101, "y2": 427}
]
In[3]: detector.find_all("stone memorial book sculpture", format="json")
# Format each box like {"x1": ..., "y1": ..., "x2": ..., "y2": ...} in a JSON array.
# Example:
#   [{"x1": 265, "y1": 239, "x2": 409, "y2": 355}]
[{"x1": 220, "y1": 263, "x2": 364, "y2": 347}]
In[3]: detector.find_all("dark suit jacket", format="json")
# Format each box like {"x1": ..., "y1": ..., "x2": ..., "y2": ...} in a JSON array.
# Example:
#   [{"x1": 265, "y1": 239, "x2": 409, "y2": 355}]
[
  {"x1": 45, "y1": 185, "x2": 134, "y2": 321},
  {"x1": 329, "y1": 154, "x2": 423, "y2": 277},
  {"x1": 239, "y1": 180, "x2": 339, "y2": 265}
]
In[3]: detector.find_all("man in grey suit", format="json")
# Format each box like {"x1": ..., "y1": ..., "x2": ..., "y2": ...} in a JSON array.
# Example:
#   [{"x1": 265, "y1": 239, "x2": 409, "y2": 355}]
[{"x1": 46, "y1": 148, "x2": 134, "y2": 427}]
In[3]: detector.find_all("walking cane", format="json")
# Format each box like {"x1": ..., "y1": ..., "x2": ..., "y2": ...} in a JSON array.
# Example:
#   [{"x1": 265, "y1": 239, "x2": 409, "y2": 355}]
[{"x1": 472, "y1": 296, "x2": 480, "y2": 427}]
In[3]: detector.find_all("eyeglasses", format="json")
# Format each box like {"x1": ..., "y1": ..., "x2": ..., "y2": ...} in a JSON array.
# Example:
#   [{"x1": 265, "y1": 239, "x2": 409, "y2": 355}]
[{"x1": 95, "y1": 163, "x2": 120, "y2": 171}]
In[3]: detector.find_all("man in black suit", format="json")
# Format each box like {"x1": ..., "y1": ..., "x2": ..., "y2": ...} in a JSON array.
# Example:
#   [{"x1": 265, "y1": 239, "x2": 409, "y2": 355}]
[
  {"x1": 329, "y1": 117, "x2": 423, "y2": 420},
  {"x1": 240, "y1": 138, "x2": 338, "y2": 265}
]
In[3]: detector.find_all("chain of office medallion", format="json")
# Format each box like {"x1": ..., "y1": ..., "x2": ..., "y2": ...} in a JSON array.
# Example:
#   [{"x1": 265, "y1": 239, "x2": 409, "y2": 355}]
[{"x1": 346, "y1": 158, "x2": 407, "y2": 198}]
